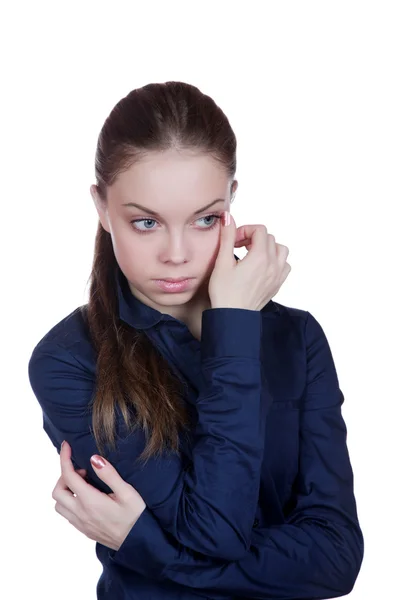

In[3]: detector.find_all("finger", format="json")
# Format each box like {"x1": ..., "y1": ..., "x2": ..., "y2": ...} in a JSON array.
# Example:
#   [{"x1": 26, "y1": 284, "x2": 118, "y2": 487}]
[
  {"x1": 54, "y1": 500, "x2": 75, "y2": 522},
  {"x1": 234, "y1": 224, "x2": 259, "y2": 244},
  {"x1": 234, "y1": 238, "x2": 252, "y2": 250},
  {"x1": 52, "y1": 468, "x2": 87, "y2": 503},
  {"x1": 216, "y1": 212, "x2": 237, "y2": 265},
  {"x1": 89, "y1": 454, "x2": 133, "y2": 502},
  {"x1": 239, "y1": 224, "x2": 269, "y2": 259},
  {"x1": 60, "y1": 440, "x2": 91, "y2": 497},
  {"x1": 52, "y1": 472, "x2": 74, "y2": 496},
  {"x1": 54, "y1": 501, "x2": 84, "y2": 535},
  {"x1": 233, "y1": 225, "x2": 267, "y2": 256},
  {"x1": 235, "y1": 223, "x2": 268, "y2": 246},
  {"x1": 52, "y1": 477, "x2": 78, "y2": 516}
]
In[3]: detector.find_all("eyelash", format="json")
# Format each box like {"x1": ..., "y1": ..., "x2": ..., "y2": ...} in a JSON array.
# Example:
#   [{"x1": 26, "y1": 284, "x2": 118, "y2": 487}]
[{"x1": 129, "y1": 213, "x2": 222, "y2": 235}]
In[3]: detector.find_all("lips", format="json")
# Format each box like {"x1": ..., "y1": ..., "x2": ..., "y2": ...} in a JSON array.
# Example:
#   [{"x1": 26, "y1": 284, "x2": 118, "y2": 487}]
[
  {"x1": 154, "y1": 278, "x2": 194, "y2": 293},
  {"x1": 157, "y1": 277, "x2": 192, "y2": 282}
]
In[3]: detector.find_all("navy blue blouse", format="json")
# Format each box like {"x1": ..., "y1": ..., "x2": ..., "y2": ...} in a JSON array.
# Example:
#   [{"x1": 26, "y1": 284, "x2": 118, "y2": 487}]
[{"x1": 28, "y1": 261, "x2": 363, "y2": 599}]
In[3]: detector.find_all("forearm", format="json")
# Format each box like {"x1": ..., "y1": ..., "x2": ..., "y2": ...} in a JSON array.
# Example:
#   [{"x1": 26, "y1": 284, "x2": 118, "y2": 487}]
[{"x1": 108, "y1": 505, "x2": 363, "y2": 599}]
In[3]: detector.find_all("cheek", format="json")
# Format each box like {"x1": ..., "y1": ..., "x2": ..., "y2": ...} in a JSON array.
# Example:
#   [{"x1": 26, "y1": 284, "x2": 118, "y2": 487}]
[
  {"x1": 111, "y1": 225, "x2": 141, "y2": 253},
  {"x1": 111, "y1": 231, "x2": 145, "y2": 274},
  {"x1": 200, "y1": 236, "x2": 221, "y2": 275},
  {"x1": 116, "y1": 256, "x2": 147, "y2": 289}
]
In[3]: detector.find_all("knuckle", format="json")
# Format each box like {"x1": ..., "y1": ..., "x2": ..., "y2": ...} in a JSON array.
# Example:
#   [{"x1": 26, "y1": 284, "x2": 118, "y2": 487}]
[{"x1": 256, "y1": 224, "x2": 268, "y2": 237}]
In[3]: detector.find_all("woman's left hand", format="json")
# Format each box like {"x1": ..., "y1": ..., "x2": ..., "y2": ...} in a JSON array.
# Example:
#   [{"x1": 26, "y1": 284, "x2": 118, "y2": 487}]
[{"x1": 52, "y1": 440, "x2": 146, "y2": 551}]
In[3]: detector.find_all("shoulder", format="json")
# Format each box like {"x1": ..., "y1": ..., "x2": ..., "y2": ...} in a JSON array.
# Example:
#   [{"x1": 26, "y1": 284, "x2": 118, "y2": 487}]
[
  {"x1": 30, "y1": 304, "x2": 89, "y2": 349},
  {"x1": 27, "y1": 305, "x2": 99, "y2": 416},
  {"x1": 28, "y1": 304, "x2": 96, "y2": 377}
]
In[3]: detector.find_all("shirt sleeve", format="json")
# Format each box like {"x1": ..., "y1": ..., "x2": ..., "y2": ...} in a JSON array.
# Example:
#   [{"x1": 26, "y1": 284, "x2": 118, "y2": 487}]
[
  {"x1": 104, "y1": 311, "x2": 364, "y2": 599},
  {"x1": 28, "y1": 308, "x2": 269, "y2": 561}
]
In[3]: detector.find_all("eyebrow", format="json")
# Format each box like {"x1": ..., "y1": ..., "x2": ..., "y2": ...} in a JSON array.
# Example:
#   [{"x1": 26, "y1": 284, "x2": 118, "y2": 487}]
[{"x1": 121, "y1": 198, "x2": 225, "y2": 216}]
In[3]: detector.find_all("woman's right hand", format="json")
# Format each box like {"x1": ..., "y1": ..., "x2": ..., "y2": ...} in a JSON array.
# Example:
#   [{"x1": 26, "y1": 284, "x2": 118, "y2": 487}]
[{"x1": 208, "y1": 212, "x2": 291, "y2": 311}]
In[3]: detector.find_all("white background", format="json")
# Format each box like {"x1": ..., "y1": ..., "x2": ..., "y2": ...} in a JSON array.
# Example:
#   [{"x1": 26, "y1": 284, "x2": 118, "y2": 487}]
[{"x1": 2, "y1": 1, "x2": 399, "y2": 598}]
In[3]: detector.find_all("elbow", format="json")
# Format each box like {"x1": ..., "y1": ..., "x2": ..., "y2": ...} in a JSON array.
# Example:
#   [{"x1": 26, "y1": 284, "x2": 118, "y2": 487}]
[
  {"x1": 338, "y1": 525, "x2": 364, "y2": 596},
  {"x1": 321, "y1": 521, "x2": 364, "y2": 598},
  {"x1": 297, "y1": 516, "x2": 364, "y2": 597},
  {"x1": 336, "y1": 564, "x2": 363, "y2": 598}
]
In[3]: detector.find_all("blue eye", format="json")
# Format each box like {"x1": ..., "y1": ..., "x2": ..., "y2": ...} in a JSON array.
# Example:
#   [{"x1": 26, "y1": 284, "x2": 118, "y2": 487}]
[
  {"x1": 132, "y1": 218, "x2": 157, "y2": 232},
  {"x1": 130, "y1": 214, "x2": 222, "y2": 234}
]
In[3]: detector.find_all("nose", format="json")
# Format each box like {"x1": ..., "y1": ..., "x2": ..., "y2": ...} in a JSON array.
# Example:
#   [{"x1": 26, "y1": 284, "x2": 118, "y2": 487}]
[{"x1": 160, "y1": 233, "x2": 191, "y2": 264}]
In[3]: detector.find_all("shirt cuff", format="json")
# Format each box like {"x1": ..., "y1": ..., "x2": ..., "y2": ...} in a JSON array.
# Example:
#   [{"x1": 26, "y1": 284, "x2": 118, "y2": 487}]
[
  {"x1": 108, "y1": 507, "x2": 176, "y2": 579},
  {"x1": 201, "y1": 308, "x2": 262, "y2": 360}
]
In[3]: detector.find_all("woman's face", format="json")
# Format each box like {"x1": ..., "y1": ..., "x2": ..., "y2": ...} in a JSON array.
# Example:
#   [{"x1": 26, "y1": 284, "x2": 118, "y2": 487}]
[{"x1": 91, "y1": 149, "x2": 237, "y2": 322}]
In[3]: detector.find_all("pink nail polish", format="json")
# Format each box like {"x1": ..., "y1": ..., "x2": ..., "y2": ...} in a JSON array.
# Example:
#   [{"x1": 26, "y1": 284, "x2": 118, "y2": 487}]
[
  {"x1": 91, "y1": 455, "x2": 106, "y2": 469},
  {"x1": 223, "y1": 211, "x2": 230, "y2": 226}
]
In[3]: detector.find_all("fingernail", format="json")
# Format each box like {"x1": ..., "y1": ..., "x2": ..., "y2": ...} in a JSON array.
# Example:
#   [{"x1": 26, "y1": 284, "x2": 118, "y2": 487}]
[
  {"x1": 91, "y1": 455, "x2": 106, "y2": 469},
  {"x1": 61, "y1": 440, "x2": 65, "y2": 449},
  {"x1": 223, "y1": 211, "x2": 230, "y2": 226}
]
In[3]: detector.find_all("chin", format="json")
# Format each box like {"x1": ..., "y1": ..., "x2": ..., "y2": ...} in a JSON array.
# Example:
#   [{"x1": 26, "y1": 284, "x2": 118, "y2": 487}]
[{"x1": 152, "y1": 287, "x2": 196, "y2": 299}]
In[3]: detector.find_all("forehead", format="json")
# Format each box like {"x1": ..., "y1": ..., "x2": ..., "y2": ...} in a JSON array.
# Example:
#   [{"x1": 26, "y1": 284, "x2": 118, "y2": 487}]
[{"x1": 111, "y1": 149, "x2": 229, "y2": 197}]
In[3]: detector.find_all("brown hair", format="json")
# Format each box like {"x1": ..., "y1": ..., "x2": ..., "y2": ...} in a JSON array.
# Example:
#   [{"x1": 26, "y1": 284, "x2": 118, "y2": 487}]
[{"x1": 83, "y1": 81, "x2": 237, "y2": 464}]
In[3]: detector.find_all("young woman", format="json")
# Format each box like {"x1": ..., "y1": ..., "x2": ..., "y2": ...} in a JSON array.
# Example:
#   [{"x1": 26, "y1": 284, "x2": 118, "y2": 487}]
[{"x1": 28, "y1": 81, "x2": 363, "y2": 599}]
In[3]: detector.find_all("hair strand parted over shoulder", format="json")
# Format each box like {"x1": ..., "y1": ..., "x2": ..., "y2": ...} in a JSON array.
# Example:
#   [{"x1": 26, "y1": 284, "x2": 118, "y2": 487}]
[{"x1": 82, "y1": 81, "x2": 237, "y2": 464}]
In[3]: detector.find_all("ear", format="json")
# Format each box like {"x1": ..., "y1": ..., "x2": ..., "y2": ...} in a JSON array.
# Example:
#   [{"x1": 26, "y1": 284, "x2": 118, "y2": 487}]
[
  {"x1": 90, "y1": 184, "x2": 111, "y2": 233},
  {"x1": 230, "y1": 179, "x2": 238, "y2": 201}
]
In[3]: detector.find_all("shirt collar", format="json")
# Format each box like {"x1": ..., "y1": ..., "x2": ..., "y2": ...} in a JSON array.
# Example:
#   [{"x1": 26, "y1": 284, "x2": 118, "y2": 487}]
[{"x1": 116, "y1": 254, "x2": 279, "y2": 331}]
